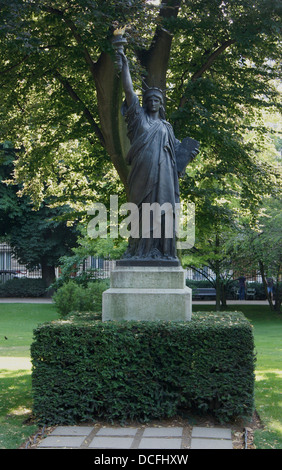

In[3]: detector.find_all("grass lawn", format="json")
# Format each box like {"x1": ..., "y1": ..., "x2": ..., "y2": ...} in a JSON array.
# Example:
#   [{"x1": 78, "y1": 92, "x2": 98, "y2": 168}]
[
  {"x1": 0, "y1": 303, "x2": 58, "y2": 449},
  {"x1": 193, "y1": 304, "x2": 282, "y2": 449},
  {"x1": 0, "y1": 301, "x2": 281, "y2": 449}
]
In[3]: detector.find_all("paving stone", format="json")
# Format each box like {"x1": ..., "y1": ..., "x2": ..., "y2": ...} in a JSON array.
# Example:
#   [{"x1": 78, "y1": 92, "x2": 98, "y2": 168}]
[
  {"x1": 89, "y1": 436, "x2": 134, "y2": 449},
  {"x1": 143, "y1": 427, "x2": 183, "y2": 437},
  {"x1": 37, "y1": 435, "x2": 86, "y2": 448},
  {"x1": 49, "y1": 426, "x2": 94, "y2": 436},
  {"x1": 139, "y1": 438, "x2": 182, "y2": 449},
  {"x1": 96, "y1": 427, "x2": 138, "y2": 436},
  {"x1": 191, "y1": 438, "x2": 233, "y2": 449},
  {"x1": 192, "y1": 427, "x2": 232, "y2": 439},
  {"x1": 34, "y1": 424, "x2": 235, "y2": 450}
]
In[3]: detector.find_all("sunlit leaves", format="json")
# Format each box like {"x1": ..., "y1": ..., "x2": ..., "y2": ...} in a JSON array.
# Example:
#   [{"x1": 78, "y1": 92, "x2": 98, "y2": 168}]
[{"x1": 0, "y1": 0, "x2": 281, "y2": 216}]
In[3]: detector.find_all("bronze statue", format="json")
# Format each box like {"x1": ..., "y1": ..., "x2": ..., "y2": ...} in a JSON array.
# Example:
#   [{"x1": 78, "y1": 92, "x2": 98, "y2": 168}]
[{"x1": 114, "y1": 36, "x2": 199, "y2": 265}]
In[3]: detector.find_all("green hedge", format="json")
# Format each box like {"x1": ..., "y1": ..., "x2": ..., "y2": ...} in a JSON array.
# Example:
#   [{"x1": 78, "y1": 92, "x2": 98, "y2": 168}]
[
  {"x1": 31, "y1": 312, "x2": 255, "y2": 425},
  {"x1": 0, "y1": 278, "x2": 47, "y2": 297}
]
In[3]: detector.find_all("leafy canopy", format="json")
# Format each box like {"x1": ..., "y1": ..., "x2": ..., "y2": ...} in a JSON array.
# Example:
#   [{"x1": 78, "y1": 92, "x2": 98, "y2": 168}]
[{"x1": 0, "y1": 0, "x2": 281, "y2": 216}]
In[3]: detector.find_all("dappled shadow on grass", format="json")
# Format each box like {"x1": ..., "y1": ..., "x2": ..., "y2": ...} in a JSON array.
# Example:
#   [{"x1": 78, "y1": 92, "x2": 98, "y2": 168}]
[
  {"x1": 254, "y1": 370, "x2": 282, "y2": 448},
  {"x1": 0, "y1": 369, "x2": 38, "y2": 449},
  {"x1": 255, "y1": 370, "x2": 282, "y2": 415},
  {"x1": 0, "y1": 369, "x2": 32, "y2": 414}
]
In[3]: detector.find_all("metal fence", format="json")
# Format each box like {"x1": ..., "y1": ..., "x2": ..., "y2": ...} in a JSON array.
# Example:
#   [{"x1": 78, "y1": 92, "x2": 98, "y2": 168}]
[
  {"x1": 70, "y1": 257, "x2": 116, "y2": 280},
  {"x1": 0, "y1": 243, "x2": 272, "y2": 300},
  {"x1": 0, "y1": 242, "x2": 263, "y2": 284},
  {"x1": 0, "y1": 243, "x2": 41, "y2": 283}
]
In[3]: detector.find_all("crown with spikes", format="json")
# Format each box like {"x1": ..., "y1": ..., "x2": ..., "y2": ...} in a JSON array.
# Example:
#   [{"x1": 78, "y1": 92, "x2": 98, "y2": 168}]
[{"x1": 142, "y1": 81, "x2": 166, "y2": 104}]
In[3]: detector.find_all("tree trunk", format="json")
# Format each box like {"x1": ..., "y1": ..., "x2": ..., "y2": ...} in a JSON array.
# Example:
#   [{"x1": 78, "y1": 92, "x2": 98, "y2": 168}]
[
  {"x1": 215, "y1": 271, "x2": 221, "y2": 311},
  {"x1": 41, "y1": 263, "x2": 56, "y2": 296},
  {"x1": 274, "y1": 264, "x2": 281, "y2": 312},
  {"x1": 274, "y1": 282, "x2": 281, "y2": 312},
  {"x1": 220, "y1": 282, "x2": 227, "y2": 309},
  {"x1": 94, "y1": 53, "x2": 130, "y2": 194},
  {"x1": 258, "y1": 260, "x2": 274, "y2": 310},
  {"x1": 214, "y1": 234, "x2": 221, "y2": 311},
  {"x1": 138, "y1": 0, "x2": 181, "y2": 93}
]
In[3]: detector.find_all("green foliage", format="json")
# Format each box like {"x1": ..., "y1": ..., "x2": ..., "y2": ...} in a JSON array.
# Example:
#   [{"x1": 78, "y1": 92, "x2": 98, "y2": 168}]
[
  {"x1": 0, "y1": 145, "x2": 79, "y2": 285},
  {"x1": 53, "y1": 234, "x2": 127, "y2": 290},
  {"x1": 31, "y1": 312, "x2": 255, "y2": 425},
  {"x1": 52, "y1": 280, "x2": 109, "y2": 318},
  {"x1": 0, "y1": 278, "x2": 47, "y2": 298},
  {"x1": 226, "y1": 198, "x2": 282, "y2": 310},
  {"x1": 0, "y1": 0, "x2": 280, "y2": 212},
  {"x1": 1, "y1": 1, "x2": 281, "y2": 305},
  {"x1": 186, "y1": 279, "x2": 212, "y2": 289}
]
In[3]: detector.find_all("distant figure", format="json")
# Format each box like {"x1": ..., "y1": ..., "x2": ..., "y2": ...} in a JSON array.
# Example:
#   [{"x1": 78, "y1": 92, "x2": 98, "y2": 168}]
[
  {"x1": 238, "y1": 275, "x2": 246, "y2": 300},
  {"x1": 267, "y1": 277, "x2": 274, "y2": 301}
]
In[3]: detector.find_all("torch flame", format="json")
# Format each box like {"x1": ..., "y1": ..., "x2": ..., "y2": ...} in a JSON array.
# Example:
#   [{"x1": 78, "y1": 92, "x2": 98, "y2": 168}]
[{"x1": 114, "y1": 26, "x2": 126, "y2": 36}]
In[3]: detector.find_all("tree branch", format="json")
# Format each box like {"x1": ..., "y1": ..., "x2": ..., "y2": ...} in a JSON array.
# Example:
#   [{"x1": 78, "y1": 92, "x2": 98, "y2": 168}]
[
  {"x1": 179, "y1": 39, "x2": 235, "y2": 108},
  {"x1": 54, "y1": 70, "x2": 105, "y2": 147},
  {"x1": 185, "y1": 264, "x2": 216, "y2": 286},
  {"x1": 191, "y1": 39, "x2": 235, "y2": 81},
  {"x1": 138, "y1": 0, "x2": 182, "y2": 91},
  {"x1": 0, "y1": 55, "x2": 29, "y2": 75},
  {"x1": 43, "y1": 6, "x2": 97, "y2": 81}
]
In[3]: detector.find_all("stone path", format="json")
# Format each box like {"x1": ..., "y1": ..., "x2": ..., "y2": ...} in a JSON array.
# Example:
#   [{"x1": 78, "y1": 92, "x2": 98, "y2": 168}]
[{"x1": 35, "y1": 424, "x2": 233, "y2": 449}]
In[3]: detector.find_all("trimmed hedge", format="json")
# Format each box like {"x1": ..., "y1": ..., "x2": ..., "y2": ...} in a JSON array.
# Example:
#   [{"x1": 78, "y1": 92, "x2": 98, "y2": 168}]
[
  {"x1": 0, "y1": 278, "x2": 47, "y2": 297},
  {"x1": 31, "y1": 312, "x2": 255, "y2": 425}
]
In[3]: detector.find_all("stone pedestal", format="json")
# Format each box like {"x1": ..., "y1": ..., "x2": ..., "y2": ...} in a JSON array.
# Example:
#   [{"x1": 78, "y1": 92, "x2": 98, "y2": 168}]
[{"x1": 102, "y1": 265, "x2": 192, "y2": 322}]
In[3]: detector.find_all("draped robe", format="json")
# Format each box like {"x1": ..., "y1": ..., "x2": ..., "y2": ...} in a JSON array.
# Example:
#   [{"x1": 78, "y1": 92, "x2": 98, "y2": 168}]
[{"x1": 121, "y1": 95, "x2": 181, "y2": 260}]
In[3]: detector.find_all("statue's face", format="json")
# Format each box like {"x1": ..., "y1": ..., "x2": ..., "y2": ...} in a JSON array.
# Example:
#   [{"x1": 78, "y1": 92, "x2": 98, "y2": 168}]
[{"x1": 146, "y1": 96, "x2": 161, "y2": 114}]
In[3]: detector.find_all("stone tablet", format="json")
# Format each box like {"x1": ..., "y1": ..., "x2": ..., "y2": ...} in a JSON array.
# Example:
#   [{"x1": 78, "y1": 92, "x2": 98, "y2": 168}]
[{"x1": 176, "y1": 136, "x2": 199, "y2": 175}]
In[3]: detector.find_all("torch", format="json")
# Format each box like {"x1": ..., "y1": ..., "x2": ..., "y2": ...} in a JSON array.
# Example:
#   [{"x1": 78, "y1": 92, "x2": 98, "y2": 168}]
[{"x1": 112, "y1": 26, "x2": 127, "y2": 72}]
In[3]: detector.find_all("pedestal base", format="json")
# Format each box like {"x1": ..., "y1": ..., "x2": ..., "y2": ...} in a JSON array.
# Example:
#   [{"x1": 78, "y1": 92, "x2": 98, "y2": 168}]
[
  {"x1": 116, "y1": 258, "x2": 181, "y2": 267},
  {"x1": 102, "y1": 265, "x2": 192, "y2": 322}
]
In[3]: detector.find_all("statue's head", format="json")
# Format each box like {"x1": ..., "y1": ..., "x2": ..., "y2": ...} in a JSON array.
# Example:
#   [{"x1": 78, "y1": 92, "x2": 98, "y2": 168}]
[
  {"x1": 143, "y1": 87, "x2": 164, "y2": 105},
  {"x1": 143, "y1": 87, "x2": 166, "y2": 119}
]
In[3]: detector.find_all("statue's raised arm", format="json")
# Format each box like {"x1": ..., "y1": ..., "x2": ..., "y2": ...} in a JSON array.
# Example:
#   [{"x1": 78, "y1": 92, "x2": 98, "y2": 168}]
[{"x1": 119, "y1": 52, "x2": 135, "y2": 108}]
